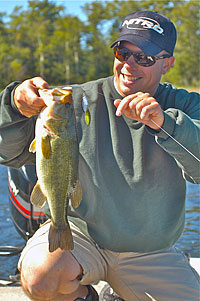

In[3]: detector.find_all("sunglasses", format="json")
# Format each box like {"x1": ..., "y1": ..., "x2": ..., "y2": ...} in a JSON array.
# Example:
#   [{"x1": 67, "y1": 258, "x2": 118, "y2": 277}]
[{"x1": 113, "y1": 46, "x2": 171, "y2": 67}]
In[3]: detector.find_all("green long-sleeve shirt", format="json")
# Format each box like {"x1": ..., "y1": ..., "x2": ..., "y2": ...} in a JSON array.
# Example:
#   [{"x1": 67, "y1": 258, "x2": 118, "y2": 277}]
[{"x1": 0, "y1": 76, "x2": 199, "y2": 252}]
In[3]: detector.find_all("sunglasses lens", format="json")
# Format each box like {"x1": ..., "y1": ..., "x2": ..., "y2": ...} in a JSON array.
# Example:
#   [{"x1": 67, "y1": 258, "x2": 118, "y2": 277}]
[
  {"x1": 114, "y1": 48, "x2": 130, "y2": 62},
  {"x1": 114, "y1": 47, "x2": 156, "y2": 67},
  {"x1": 134, "y1": 54, "x2": 156, "y2": 67}
]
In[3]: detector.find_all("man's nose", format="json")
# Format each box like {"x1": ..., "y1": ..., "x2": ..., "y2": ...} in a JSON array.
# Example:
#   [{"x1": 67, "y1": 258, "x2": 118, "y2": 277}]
[{"x1": 124, "y1": 55, "x2": 138, "y2": 68}]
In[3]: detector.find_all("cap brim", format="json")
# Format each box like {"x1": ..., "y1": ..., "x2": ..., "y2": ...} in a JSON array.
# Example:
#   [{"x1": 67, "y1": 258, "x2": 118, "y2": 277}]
[{"x1": 111, "y1": 34, "x2": 163, "y2": 56}]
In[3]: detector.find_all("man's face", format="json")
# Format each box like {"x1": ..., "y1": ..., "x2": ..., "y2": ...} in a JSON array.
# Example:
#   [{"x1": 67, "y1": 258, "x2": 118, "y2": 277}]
[{"x1": 113, "y1": 41, "x2": 172, "y2": 97}]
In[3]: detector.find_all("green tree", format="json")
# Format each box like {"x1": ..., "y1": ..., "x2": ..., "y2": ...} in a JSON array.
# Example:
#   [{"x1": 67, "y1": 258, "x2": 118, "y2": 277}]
[
  {"x1": 162, "y1": 0, "x2": 200, "y2": 87},
  {"x1": 0, "y1": 13, "x2": 13, "y2": 87},
  {"x1": 0, "y1": 0, "x2": 199, "y2": 89},
  {"x1": 48, "y1": 15, "x2": 86, "y2": 85},
  {"x1": 7, "y1": 6, "x2": 34, "y2": 81},
  {"x1": 80, "y1": 1, "x2": 112, "y2": 81},
  {"x1": 24, "y1": 0, "x2": 64, "y2": 80}
]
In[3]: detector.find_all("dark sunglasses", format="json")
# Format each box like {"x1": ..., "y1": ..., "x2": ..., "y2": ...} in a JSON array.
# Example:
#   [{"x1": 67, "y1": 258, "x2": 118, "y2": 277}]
[{"x1": 113, "y1": 46, "x2": 171, "y2": 67}]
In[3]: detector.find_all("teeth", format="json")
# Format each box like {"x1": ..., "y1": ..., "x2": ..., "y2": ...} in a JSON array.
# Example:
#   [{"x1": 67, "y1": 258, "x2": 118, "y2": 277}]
[{"x1": 123, "y1": 75, "x2": 138, "y2": 81}]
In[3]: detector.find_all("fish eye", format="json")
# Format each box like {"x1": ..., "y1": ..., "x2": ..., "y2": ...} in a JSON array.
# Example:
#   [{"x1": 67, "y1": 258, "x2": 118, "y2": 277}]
[{"x1": 65, "y1": 102, "x2": 71, "y2": 108}]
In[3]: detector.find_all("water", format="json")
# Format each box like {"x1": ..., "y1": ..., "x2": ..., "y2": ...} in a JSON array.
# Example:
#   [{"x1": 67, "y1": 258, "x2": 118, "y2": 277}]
[
  {"x1": 0, "y1": 165, "x2": 25, "y2": 280},
  {"x1": 0, "y1": 165, "x2": 199, "y2": 280}
]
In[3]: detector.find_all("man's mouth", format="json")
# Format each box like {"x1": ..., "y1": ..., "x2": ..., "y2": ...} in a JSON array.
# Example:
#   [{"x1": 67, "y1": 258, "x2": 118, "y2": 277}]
[{"x1": 122, "y1": 74, "x2": 141, "y2": 83}]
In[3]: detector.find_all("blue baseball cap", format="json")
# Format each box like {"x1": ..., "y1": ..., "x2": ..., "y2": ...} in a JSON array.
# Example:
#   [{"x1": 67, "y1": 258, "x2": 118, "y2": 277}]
[{"x1": 111, "y1": 11, "x2": 177, "y2": 56}]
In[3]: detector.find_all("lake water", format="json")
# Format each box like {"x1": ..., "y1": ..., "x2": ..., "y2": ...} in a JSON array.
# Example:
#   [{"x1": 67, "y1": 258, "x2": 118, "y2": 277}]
[{"x1": 0, "y1": 164, "x2": 199, "y2": 280}]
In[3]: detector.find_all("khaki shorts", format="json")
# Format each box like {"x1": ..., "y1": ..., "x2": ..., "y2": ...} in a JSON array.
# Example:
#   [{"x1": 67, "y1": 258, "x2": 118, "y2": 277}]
[{"x1": 18, "y1": 221, "x2": 199, "y2": 300}]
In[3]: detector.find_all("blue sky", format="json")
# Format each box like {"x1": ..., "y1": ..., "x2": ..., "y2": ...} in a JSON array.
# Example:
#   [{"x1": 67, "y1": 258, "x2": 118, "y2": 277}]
[{"x1": 0, "y1": 0, "x2": 97, "y2": 21}]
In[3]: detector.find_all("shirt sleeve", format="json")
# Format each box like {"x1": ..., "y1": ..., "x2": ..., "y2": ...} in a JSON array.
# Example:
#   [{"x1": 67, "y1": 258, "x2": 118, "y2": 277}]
[
  {"x1": 0, "y1": 82, "x2": 36, "y2": 168},
  {"x1": 146, "y1": 92, "x2": 200, "y2": 184}
]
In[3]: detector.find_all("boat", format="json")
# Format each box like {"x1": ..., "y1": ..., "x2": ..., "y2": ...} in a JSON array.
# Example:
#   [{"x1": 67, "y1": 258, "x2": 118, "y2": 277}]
[{"x1": 7, "y1": 165, "x2": 47, "y2": 241}]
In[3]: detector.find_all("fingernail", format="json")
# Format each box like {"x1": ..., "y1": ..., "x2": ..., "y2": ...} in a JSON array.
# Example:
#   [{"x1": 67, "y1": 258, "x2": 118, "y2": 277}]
[{"x1": 116, "y1": 109, "x2": 121, "y2": 116}]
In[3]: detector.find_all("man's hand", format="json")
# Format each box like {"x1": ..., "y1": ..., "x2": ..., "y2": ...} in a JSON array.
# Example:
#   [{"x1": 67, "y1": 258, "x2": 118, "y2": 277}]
[
  {"x1": 14, "y1": 77, "x2": 49, "y2": 117},
  {"x1": 114, "y1": 92, "x2": 164, "y2": 130}
]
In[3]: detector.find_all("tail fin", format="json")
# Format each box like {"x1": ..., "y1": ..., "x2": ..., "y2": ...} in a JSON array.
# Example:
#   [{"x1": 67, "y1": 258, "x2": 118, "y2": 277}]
[{"x1": 48, "y1": 222, "x2": 74, "y2": 252}]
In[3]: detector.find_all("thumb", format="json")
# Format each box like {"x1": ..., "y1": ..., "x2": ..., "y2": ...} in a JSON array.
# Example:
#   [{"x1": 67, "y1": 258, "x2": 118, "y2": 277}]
[{"x1": 31, "y1": 77, "x2": 49, "y2": 90}]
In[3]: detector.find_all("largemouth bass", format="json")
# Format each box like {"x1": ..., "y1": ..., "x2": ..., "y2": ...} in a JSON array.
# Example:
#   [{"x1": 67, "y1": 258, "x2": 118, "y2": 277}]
[{"x1": 29, "y1": 87, "x2": 82, "y2": 252}]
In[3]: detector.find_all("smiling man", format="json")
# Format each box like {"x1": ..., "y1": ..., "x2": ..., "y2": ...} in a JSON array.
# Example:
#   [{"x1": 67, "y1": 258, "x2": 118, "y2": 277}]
[
  {"x1": 0, "y1": 10, "x2": 199, "y2": 301},
  {"x1": 113, "y1": 42, "x2": 173, "y2": 96}
]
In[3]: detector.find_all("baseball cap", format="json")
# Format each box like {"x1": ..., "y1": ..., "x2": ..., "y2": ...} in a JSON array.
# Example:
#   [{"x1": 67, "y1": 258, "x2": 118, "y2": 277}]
[{"x1": 111, "y1": 11, "x2": 177, "y2": 56}]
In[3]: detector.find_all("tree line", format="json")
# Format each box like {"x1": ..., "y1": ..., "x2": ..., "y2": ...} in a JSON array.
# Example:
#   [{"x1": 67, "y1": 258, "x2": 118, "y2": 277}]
[{"x1": 0, "y1": 0, "x2": 199, "y2": 90}]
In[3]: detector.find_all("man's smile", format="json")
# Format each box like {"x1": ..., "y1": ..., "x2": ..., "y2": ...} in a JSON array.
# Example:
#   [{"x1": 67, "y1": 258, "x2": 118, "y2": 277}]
[{"x1": 121, "y1": 73, "x2": 142, "y2": 84}]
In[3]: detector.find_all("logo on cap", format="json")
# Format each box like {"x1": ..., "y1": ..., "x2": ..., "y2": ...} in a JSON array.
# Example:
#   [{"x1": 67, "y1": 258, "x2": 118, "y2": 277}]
[{"x1": 122, "y1": 17, "x2": 164, "y2": 34}]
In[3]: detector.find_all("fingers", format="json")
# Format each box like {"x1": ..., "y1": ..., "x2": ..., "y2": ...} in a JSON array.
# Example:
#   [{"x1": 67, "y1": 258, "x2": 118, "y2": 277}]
[
  {"x1": 115, "y1": 92, "x2": 149, "y2": 116},
  {"x1": 139, "y1": 101, "x2": 160, "y2": 120},
  {"x1": 115, "y1": 95, "x2": 132, "y2": 117},
  {"x1": 14, "y1": 77, "x2": 49, "y2": 118},
  {"x1": 114, "y1": 92, "x2": 164, "y2": 129},
  {"x1": 31, "y1": 76, "x2": 49, "y2": 90}
]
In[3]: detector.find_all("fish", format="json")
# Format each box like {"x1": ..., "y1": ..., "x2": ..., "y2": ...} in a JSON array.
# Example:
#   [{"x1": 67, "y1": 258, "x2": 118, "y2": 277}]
[{"x1": 29, "y1": 87, "x2": 82, "y2": 252}]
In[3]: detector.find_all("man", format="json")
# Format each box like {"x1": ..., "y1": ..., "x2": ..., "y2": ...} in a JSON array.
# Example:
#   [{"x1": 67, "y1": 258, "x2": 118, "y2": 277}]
[{"x1": 0, "y1": 11, "x2": 199, "y2": 300}]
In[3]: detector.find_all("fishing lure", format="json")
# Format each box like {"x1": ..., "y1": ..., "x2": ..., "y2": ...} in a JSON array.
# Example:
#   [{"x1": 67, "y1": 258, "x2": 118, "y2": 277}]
[{"x1": 82, "y1": 93, "x2": 91, "y2": 126}]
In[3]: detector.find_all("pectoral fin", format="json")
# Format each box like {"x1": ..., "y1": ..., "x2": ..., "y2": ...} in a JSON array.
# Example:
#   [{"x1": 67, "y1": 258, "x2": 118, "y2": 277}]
[
  {"x1": 71, "y1": 180, "x2": 82, "y2": 208},
  {"x1": 29, "y1": 139, "x2": 36, "y2": 153},
  {"x1": 30, "y1": 182, "x2": 47, "y2": 208},
  {"x1": 41, "y1": 135, "x2": 51, "y2": 159}
]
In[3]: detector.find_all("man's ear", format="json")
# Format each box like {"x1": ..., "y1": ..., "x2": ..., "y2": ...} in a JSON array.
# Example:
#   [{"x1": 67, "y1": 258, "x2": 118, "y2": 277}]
[{"x1": 162, "y1": 56, "x2": 175, "y2": 75}]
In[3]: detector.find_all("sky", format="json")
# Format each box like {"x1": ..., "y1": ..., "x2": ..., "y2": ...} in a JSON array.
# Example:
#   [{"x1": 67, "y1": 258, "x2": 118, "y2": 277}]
[{"x1": 0, "y1": 0, "x2": 98, "y2": 21}]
